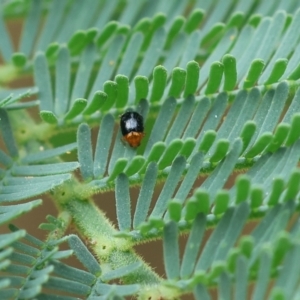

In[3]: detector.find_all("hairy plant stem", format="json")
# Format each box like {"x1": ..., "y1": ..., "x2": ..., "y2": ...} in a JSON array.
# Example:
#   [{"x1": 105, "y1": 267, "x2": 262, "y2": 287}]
[{"x1": 61, "y1": 197, "x2": 161, "y2": 285}]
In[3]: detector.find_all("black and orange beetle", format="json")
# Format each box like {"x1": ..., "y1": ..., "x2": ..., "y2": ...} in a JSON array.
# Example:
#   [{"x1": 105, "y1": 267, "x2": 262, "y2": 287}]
[{"x1": 120, "y1": 111, "x2": 145, "y2": 148}]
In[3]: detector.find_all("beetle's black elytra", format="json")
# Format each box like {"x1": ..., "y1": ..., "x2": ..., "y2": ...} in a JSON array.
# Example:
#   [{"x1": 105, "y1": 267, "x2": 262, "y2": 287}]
[{"x1": 120, "y1": 111, "x2": 145, "y2": 148}]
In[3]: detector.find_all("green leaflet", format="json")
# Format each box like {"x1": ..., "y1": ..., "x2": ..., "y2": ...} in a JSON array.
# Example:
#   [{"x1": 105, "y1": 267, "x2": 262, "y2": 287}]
[
  {"x1": 0, "y1": 109, "x2": 18, "y2": 158},
  {"x1": 158, "y1": 139, "x2": 183, "y2": 169},
  {"x1": 0, "y1": 200, "x2": 42, "y2": 225},
  {"x1": 134, "y1": 76, "x2": 149, "y2": 103},
  {"x1": 180, "y1": 213, "x2": 206, "y2": 278},
  {"x1": 115, "y1": 75, "x2": 129, "y2": 109},
  {"x1": 96, "y1": 21, "x2": 119, "y2": 48},
  {"x1": 12, "y1": 162, "x2": 79, "y2": 176},
  {"x1": 150, "y1": 156, "x2": 186, "y2": 218},
  {"x1": 93, "y1": 114, "x2": 115, "y2": 178},
  {"x1": 68, "y1": 235, "x2": 101, "y2": 275},
  {"x1": 101, "y1": 262, "x2": 141, "y2": 281},
  {"x1": 68, "y1": 30, "x2": 88, "y2": 56},
  {"x1": 150, "y1": 65, "x2": 168, "y2": 103},
  {"x1": 19, "y1": 0, "x2": 42, "y2": 57},
  {"x1": 117, "y1": 32, "x2": 144, "y2": 78},
  {"x1": 234, "y1": 256, "x2": 248, "y2": 300},
  {"x1": 71, "y1": 44, "x2": 96, "y2": 102},
  {"x1": 40, "y1": 110, "x2": 58, "y2": 124},
  {"x1": 77, "y1": 124, "x2": 94, "y2": 181},
  {"x1": 115, "y1": 173, "x2": 131, "y2": 231},
  {"x1": 168, "y1": 200, "x2": 182, "y2": 222},
  {"x1": 168, "y1": 67, "x2": 186, "y2": 98},
  {"x1": 83, "y1": 91, "x2": 107, "y2": 115},
  {"x1": 213, "y1": 190, "x2": 230, "y2": 215},
  {"x1": 222, "y1": 54, "x2": 237, "y2": 91},
  {"x1": 133, "y1": 162, "x2": 158, "y2": 228},
  {"x1": 11, "y1": 52, "x2": 27, "y2": 68},
  {"x1": 0, "y1": 173, "x2": 71, "y2": 202},
  {"x1": 163, "y1": 222, "x2": 180, "y2": 280},
  {"x1": 22, "y1": 143, "x2": 77, "y2": 164},
  {"x1": 34, "y1": 52, "x2": 53, "y2": 112},
  {"x1": 137, "y1": 27, "x2": 166, "y2": 78},
  {"x1": 54, "y1": 46, "x2": 70, "y2": 116},
  {"x1": 184, "y1": 61, "x2": 200, "y2": 97},
  {"x1": 0, "y1": 230, "x2": 26, "y2": 249}
]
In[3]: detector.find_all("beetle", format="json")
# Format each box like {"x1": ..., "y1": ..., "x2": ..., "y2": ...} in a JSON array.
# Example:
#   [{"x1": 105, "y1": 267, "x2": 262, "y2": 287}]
[{"x1": 120, "y1": 111, "x2": 145, "y2": 148}]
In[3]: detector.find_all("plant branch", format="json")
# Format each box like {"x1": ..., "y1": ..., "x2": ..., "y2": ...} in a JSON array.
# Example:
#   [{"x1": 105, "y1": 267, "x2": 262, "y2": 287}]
[{"x1": 61, "y1": 196, "x2": 161, "y2": 285}]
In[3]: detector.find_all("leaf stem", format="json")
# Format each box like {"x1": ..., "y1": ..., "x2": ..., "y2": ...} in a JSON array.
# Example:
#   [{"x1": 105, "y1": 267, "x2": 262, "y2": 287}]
[{"x1": 62, "y1": 197, "x2": 161, "y2": 284}]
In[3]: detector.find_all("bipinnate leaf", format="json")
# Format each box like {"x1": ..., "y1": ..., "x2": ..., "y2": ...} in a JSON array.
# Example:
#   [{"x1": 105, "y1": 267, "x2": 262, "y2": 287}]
[
  {"x1": 4, "y1": 2, "x2": 300, "y2": 300},
  {"x1": 0, "y1": 226, "x2": 76, "y2": 299}
]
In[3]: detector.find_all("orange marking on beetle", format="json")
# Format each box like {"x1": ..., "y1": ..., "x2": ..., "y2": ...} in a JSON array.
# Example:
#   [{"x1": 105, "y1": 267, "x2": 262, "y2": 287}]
[{"x1": 122, "y1": 131, "x2": 145, "y2": 148}]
